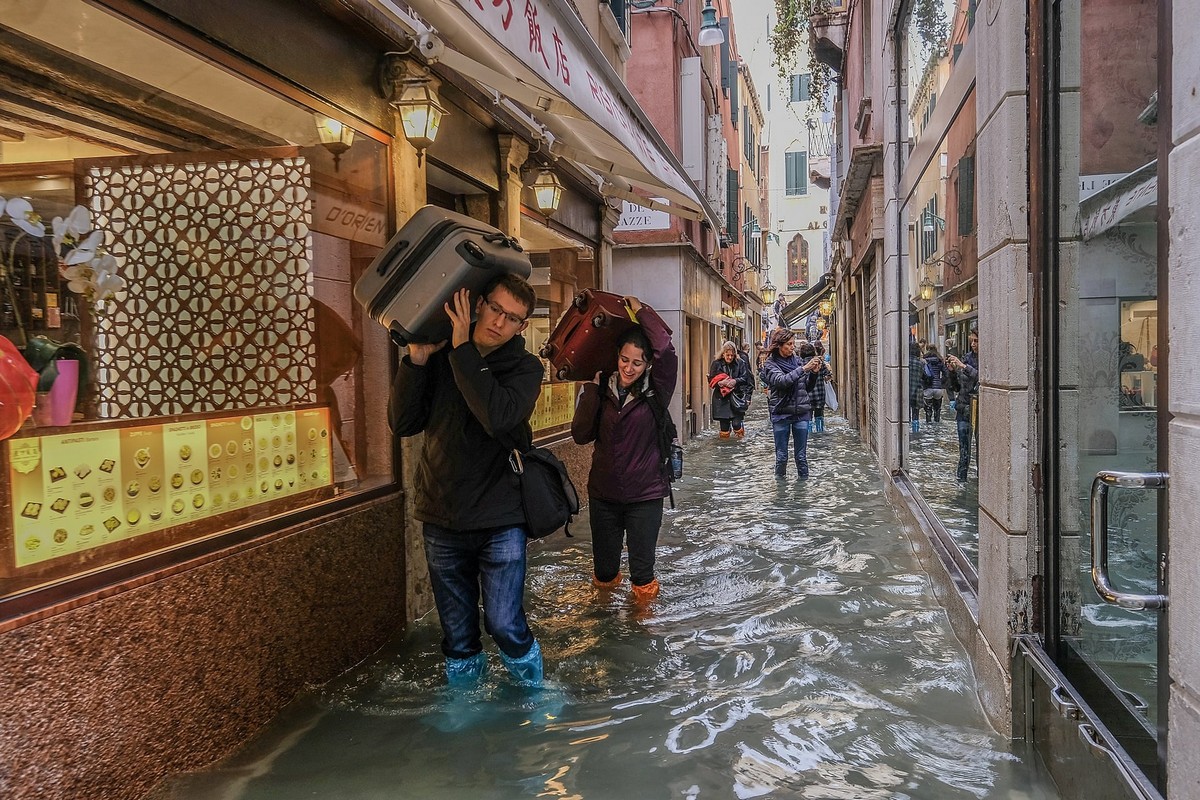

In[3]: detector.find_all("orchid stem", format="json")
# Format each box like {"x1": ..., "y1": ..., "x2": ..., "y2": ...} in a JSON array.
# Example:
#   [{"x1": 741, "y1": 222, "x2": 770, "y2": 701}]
[{"x1": 2, "y1": 231, "x2": 29, "y2": 349}]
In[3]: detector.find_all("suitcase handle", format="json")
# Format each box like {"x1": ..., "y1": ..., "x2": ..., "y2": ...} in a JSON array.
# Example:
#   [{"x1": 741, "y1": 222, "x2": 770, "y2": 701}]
[{"x1": 482, "y1": 231, "x2": 522, "y2": 252}]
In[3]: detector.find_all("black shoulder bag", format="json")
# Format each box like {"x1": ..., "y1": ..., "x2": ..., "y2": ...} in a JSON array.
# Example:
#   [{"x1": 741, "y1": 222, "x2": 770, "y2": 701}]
[{"x1": 500, "y1": 427, "x2": 579, "y2": 540}]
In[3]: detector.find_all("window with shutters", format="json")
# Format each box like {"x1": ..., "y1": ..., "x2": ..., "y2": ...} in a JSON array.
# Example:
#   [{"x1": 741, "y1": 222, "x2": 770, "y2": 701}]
[
  {"x1": 785, "y1": 151, "x2": 808, "y2": 196},
  {"x1": 790, "y1": 74, "x2": 811, "y2": 103},
  {"x1": 957, "y1": 155, "x2": 975, "y2": 235},
  {"x1": 727, "y1": 169, "x2": 739, "y2": 244}
]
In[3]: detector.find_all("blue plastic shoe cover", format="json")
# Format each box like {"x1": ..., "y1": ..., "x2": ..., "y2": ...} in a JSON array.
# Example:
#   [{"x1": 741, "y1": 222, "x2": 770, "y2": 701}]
[
  {"x1": 445, "y1": 652, "x2": 488, "y2": 687},
  {"x1": 500, "y1": 640, "x2": 544, "y2": 688}
]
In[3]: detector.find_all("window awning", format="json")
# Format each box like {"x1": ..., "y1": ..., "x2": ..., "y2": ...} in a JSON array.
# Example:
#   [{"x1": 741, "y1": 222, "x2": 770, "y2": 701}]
[
  {"x1": 369, "y1": 0, "x2": 717, "y2": 225},
  {"x1": 1080, "y1": 161, "x2": 1157, "y2": 241},
  {"x1": 781, "y1": 273, "x2": 831, "y2": 328}
]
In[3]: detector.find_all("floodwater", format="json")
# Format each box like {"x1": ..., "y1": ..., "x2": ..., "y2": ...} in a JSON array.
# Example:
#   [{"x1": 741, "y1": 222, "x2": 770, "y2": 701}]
[{"x1": 150, "y1": 407, "x2": 1060, "y2": 800}]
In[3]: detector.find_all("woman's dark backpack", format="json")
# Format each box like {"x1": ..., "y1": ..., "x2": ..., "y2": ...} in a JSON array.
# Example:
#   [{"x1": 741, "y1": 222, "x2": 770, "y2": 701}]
[{"x1": 642, "y1": 386, "x2": 683, "y2": 508}]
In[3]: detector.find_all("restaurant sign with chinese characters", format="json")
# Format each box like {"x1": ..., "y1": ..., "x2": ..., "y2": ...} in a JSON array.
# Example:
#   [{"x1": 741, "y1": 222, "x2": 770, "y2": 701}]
[
  {"x1": 451, "y1": 0, "x2": 693, "y2": 200},
  {"x1": 4, "y1": 408, "x2": 333, "y2": 571}
]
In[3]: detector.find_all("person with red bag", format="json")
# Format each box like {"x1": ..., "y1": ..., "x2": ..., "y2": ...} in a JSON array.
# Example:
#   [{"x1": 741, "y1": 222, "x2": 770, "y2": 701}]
[
  {"x1": 708, "y1": 341, "x2": 752, "y2": 439},
  {"x1": 571, "y1": 296, "x2": 678, "y2": 604}
]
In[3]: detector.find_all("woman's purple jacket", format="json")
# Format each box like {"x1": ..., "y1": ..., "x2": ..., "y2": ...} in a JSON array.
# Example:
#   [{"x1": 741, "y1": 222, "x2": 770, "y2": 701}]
[{"x1": 570, "y1": 307, "x2": 677, "y2": 504}]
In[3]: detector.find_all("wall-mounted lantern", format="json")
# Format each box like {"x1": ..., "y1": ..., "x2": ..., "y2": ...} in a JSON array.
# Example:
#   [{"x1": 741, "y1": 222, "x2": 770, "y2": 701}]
[
  {"x1": 532, "y1": 169, "x2": 564, "y2": 216},
  {"x1": 314, "y1": 115, "x2": 355, "y2": 171}
]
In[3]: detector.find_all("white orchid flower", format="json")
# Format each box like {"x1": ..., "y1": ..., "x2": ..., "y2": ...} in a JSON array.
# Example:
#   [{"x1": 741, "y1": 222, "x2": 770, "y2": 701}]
[
  {"x1": 63, "y1": 264, "x2": 95, "y2": 294},
  {"x1": 5, "y1": 197, "x2": 45, "y2": 237},
  {"x1": 52, "y1": 205, "x2": 91, "y2": 250},
  {"x1": 93, "y1": 272, "x2": 126, "y2": 302},
  {"x1": 63, "y1": 230, "x2": 103, "y2": 265},
  {"x1": 90, "y1": 252, "x2": 120, "y2": 282}
]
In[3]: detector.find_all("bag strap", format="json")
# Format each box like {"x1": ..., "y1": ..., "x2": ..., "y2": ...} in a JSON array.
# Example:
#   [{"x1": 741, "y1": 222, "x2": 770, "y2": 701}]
[{"x1": 641, "y1": 385, "x2": 677, "y2": 510}]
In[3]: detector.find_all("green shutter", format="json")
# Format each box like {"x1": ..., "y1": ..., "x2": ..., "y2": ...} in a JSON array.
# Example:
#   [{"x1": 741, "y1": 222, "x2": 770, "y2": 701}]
[
  {"x1": 958, "y1": 155, "x2": 975, "y2": 235},
  {"x1": 727, "y1": 169, "x2": 739, "y2": 244}
]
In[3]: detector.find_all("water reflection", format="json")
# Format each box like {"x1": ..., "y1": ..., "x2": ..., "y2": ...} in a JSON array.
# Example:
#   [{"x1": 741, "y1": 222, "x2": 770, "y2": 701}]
[
  {"x1": 149, "y1": 406, "x2": 1055, "y2": 799},
  {"x1": 906, "y1": 421, "x2": 980, "y2": 566}
]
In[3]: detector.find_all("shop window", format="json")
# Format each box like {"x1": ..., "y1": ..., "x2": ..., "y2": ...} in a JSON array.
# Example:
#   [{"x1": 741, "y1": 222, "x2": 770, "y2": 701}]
[
  {"x1": 522, "y1": 242, "x2": 597, "y2": 441},
  {"x1": 1118, "y1": 300, "x2": 1157, "y2": 410},
  {"x1": 0, "y1": 11, "x2": 393, "y2": 606}
]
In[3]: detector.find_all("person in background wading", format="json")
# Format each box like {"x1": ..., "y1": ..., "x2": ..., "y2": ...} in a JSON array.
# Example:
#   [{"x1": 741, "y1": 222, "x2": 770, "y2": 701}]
[
  {"x1": 571, "y1": 296, "x2": 678, "y2": 604},
  {"x1": 759, "y1": 329, "x2": 821, "y2": 479},
  {"x1": 809, "y1": 341, "x2": 834, "y2": 433},
  {"x1": 946, "y1": 346, "x2": 979, "y2": 481},
  {"x1": 909, "y1": 340, "x2": 925, "y2": 433},
  {"x1": 920, "y1": 344, "x2": 949, "y2": 424},
  {"x1": 709, "y1": 341, "x2": 752, "y2": 439},
  {"x1": 389, "y1": 275, "x2": 544, "y2": 689}
]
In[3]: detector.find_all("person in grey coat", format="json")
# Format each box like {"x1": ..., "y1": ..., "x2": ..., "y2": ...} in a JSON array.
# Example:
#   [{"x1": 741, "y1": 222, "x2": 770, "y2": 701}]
[{"x1": 759, "y1": 329, "x2": 822, "y2": 479}]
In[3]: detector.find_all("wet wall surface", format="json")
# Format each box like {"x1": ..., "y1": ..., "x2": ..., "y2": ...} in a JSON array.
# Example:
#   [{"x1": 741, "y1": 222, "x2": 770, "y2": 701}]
[{"x1": 149, "y1": 408, "x2": 1059, "y2": 799}]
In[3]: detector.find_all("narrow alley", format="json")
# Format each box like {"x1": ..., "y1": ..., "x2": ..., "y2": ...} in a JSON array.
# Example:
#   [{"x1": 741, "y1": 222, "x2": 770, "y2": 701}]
[{"x1": 149, "y1": 406, "x2": 1059, "y2": 799}]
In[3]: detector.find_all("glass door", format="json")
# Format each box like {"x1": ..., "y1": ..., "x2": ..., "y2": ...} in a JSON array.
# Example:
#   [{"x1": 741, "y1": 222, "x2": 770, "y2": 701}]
[{"x1": 1053, "y1": 0, "x2": 1166, "y2": 792}]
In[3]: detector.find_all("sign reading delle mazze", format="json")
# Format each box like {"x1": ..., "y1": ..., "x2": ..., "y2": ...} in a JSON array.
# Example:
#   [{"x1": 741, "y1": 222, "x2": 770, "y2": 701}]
[{"x1": 615, "y1": 199, "x2": 671, "y2": 232}]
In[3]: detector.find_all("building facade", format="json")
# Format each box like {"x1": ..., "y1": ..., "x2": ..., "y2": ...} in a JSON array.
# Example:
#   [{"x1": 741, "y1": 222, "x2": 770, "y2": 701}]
[
  {"x1": 0, "y1": 1, "x2": 715, "y2": 797},
  {"x1": 738, "y1": 3, "x2": 835, "y2": 330},
  {"x1": 617, "y1": 0, "x2": 768, "y2": 436},
  {"x1": 817, "y1": 0, "x2": 1197, "y2": 796}
]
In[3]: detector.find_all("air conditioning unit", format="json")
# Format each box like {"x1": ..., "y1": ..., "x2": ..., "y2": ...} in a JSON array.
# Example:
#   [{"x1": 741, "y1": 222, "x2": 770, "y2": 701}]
[{"x1": 719, "y1": 234, "x2": 731, "y2": 249}]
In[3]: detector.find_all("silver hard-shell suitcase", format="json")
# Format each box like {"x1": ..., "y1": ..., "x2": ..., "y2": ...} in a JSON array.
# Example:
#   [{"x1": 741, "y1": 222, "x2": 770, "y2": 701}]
[{"x1": 353, "y1": 206, "x2": 532, "y2": 345}]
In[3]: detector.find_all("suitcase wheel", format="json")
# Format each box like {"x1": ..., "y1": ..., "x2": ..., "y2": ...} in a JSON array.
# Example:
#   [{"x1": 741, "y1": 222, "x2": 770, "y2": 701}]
[
  {"x1": 573, "y1": 293, "x2": 588, "y2": 310},
  {"x1": 539, "y1": 343, "x2": 554, "y2": 359},
  {"x1": 556, "y1": 367, "x2": 570, "y2": 380},
  {"x1": 592, "y1": 313, "x2": 607, "y2": 328}
]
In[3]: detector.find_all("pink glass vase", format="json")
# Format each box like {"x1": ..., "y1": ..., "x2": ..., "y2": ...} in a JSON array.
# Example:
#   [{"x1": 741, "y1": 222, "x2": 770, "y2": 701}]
[{"x1": 48, "y1": 358, "x2": 79, "y2": 426}]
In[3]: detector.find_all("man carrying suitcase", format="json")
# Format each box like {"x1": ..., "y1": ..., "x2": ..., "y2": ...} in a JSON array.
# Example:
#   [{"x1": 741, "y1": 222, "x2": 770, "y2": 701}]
[{"x1": 389, "y1": 274, "x2": 545, "y2": 688}]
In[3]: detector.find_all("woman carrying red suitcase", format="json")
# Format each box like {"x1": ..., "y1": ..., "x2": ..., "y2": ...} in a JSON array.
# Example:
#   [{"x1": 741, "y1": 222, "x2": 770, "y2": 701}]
[{"x1": 571, "y1": 296, "x2": 678, "y2": 604}]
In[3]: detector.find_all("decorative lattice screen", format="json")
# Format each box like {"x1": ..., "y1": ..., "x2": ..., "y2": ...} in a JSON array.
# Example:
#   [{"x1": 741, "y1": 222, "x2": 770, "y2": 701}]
[{"x1": 81, "y1": 151, "x2": 316, "y2": 418}]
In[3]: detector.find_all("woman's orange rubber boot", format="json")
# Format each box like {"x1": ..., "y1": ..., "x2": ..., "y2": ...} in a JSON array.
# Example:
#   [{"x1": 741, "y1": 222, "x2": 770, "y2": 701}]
[
  {"x1": 630, "y1": 578, "x2": 660, "y2": 604},
  {"x1": 593, "y1": 574, "x2": 623, "y2": 589}
]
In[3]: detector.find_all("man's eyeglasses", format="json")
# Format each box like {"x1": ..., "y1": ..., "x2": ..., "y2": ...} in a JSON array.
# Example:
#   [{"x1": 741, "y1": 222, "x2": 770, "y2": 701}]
[{"x1": 482, "y1": 297, "x2": 527, "y2": 327}]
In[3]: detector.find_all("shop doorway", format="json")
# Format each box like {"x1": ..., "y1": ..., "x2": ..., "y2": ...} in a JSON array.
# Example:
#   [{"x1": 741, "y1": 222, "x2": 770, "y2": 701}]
[{"x1": 1047, "y1": 0, "x2": 1167, "y2": 794}]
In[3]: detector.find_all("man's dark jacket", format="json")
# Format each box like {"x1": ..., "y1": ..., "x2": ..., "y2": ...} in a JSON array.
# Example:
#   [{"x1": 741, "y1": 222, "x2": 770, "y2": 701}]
[
  {"x1": 389, "y1": 329, "x2": 544, "y2": 531},
  {"x1": 948, "y1": 355, "x2": 979, "y2": 422}
]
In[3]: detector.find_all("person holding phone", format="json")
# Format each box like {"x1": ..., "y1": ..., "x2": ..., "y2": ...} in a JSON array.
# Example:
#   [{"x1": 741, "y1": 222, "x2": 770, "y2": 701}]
[
  {"x1": 759, "y1": 329, "x2": 821, "y2": 479},
  {"x1": 946, "y1": 348, "x2": 978, "y2": 481}
]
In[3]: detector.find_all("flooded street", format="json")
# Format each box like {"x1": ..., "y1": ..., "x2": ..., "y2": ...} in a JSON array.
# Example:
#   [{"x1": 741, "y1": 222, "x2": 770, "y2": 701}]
[{"x1": 152, "y1": 407, "x2": 1060, "y2": 799}]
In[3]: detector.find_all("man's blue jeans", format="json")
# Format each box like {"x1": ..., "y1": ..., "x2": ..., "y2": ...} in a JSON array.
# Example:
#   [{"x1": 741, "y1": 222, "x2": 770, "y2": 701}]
[
  {"x1": 956, "y1": 418, "x2": 972, "y2": 481},
  {"x1": 772, "y1": 418, "x2": 810, "y2": 478},
  {"x1": 423, "y1": 524, "x2": 536, "y2": 660}
]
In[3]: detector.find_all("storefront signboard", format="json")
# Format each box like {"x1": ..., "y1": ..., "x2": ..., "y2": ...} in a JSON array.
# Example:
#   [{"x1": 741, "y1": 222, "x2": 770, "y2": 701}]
[
  {"x1": 615, "y1": 199, "x2": 671, "y2": 231},
  {"x1": 439, "y1": 0, "x2": 696, "y2": 202},
  {"x1": 5, "y1": 408, "x2": 333, "y2": 570}
]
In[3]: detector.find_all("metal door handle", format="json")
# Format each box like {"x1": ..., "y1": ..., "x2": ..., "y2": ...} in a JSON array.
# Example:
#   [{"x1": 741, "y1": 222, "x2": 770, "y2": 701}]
[{"x1": 1088, "y1": 470, "x2": 1168, "y2": 610}]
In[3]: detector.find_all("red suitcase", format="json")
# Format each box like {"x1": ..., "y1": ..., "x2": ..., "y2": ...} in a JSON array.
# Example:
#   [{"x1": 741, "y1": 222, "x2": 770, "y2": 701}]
[{"x1": 540, "y1": 289, "x2": 641, "y2": 381}]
